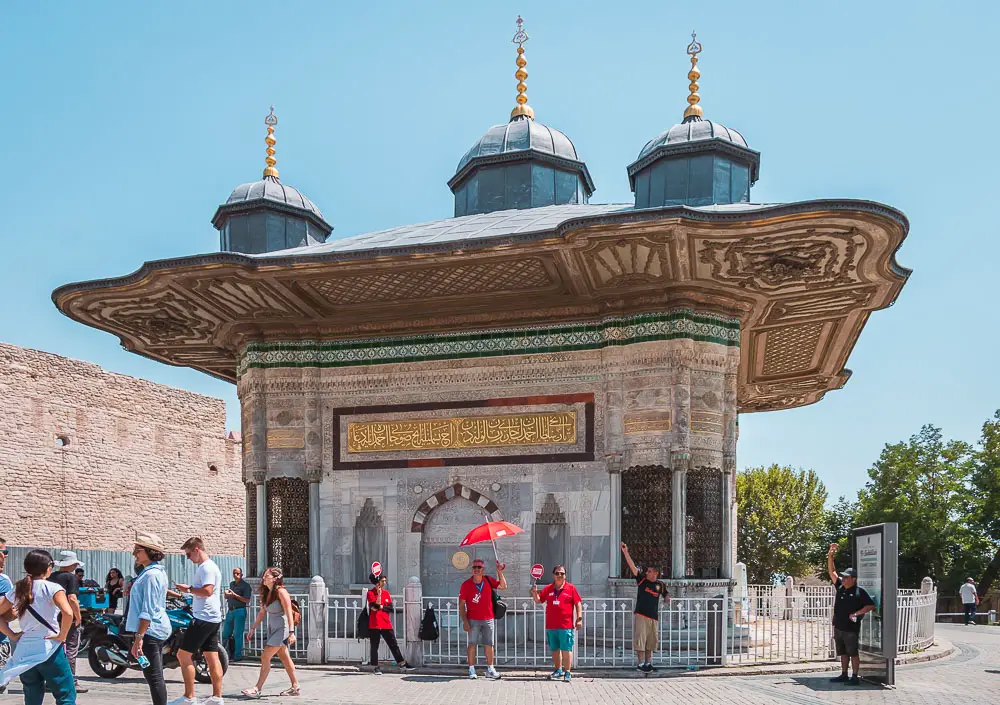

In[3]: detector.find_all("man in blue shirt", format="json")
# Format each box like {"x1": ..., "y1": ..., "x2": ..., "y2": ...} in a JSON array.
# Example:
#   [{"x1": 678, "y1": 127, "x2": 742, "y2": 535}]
[{"x1": 127, "y1": 532, "x2": 172, "y2": 705}]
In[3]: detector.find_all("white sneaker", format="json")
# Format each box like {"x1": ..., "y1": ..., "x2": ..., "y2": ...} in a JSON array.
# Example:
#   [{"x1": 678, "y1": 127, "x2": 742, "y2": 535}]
[
  {"x1": 469, "y1": 665, "x2": 478, "y2": 679},
  {"x1": 167, "y1": 698, "x2": 200, "y2": 705},
  {"x1": 486, "y1": 666, "x2": 501, "y2": 680},
  {"x1": 203, "y1": 698, "x2": 225, "y2": 705}
]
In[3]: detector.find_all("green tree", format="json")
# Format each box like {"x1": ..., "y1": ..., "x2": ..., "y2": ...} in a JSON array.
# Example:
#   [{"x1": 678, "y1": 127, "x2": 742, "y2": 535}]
[
  {"x1": 809, "y1": 495, "x2": 858, "y2": 573},
  {"x1": 855, "y1": 424, "x2": 985, "y2": 592},
  {"x1": 737, "y1": 464, "x2": 828, "y2": 583},
  {"x1": 970, "y1": 410, "x2": 1000, "y2": 595}
]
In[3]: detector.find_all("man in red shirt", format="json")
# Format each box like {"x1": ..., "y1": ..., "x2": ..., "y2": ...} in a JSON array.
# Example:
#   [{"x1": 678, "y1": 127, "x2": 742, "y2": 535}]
[
  {"x1": 530, "y1": 565, "x2": 582, "y2": 682},
  {"x1": 458, "y1": 558, "x2": 508, "y2": 680}
]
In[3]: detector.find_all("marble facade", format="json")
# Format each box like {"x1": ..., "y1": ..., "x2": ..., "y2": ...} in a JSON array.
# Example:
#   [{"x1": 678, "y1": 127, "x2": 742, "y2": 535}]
[{"x1": 239, "y1": 314, "x2": 740, "y2": 598}]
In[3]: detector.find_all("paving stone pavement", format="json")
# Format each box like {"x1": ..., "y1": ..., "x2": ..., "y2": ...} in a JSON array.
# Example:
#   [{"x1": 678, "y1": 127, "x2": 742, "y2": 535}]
[{"x1": 9, "y1": 624, "x2": 995, "y2": 704}]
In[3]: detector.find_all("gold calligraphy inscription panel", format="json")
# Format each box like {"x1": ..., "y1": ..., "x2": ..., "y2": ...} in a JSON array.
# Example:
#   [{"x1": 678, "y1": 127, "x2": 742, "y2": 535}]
[
  {"x1": 691, "y1": 411, "x2": 724, "y2": 435},
  {"x1": 266, "y1": 429, "x2": 305, "y2": 449},
  {"x1": 347, "y1": 411, "x2": 577, "y2": 453},
  {"x1": 624, "y1": 412, "x2": 672, "y2": 434}
]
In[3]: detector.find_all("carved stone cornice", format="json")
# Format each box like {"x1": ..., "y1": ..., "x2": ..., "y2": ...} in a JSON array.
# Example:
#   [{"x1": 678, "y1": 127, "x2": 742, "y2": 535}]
[{"x1": 53, "y1": 201, "x2": 908, "y2": 413}]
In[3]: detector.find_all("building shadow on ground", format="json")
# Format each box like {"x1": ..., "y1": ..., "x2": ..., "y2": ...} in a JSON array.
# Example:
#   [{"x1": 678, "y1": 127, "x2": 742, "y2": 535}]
[{"x1": 789, "y1": 676, "x2": 880, "y2": 692}]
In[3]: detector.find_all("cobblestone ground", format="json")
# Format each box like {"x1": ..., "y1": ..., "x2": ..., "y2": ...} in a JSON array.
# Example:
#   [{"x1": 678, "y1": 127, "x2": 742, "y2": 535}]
[{"x1": 10, "y1": 624, "x2": 993, "y2": 704}]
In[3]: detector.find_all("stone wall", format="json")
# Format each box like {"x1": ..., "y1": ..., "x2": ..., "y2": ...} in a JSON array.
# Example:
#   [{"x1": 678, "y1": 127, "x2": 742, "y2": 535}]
[{"x1": 0, "y1": 343, "x2": 243, "y2": 554}]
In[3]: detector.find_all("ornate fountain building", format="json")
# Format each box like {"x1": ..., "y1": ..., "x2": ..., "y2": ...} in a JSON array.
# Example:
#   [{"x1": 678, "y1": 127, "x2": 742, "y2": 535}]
[{"x1": 53, "y1": 25, "x2": 908, "y2": 597}]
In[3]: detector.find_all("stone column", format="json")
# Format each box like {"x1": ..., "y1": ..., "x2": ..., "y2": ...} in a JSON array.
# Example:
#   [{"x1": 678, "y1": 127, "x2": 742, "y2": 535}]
[
  {"x1": 671, "y1": 451, "x2": 689, "y2": 579},
  {"x1": 607, "y1": 455, "x2": 623, "y2": 575},
  {"x1": 307, "y1": 575, "x2": 328, "y2": 664},
  {"x1": 308, "y1": 477, "x2": 321, "y2": 577},
  {"x1": 721, "y1": 453, "x2": 735, "y2": 579},
  {"x1": 255, "y1": 472, "x2": 268, "y2": 571},
  {"x1": 404, "y1": 576, "x2": 424, "y2": 666}
]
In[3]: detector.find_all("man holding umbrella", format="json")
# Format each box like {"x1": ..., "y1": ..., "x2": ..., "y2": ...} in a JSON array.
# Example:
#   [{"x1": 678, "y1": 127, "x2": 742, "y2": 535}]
[{"x1": 458, "y1": 558, "x2": 507, "y2": 680}]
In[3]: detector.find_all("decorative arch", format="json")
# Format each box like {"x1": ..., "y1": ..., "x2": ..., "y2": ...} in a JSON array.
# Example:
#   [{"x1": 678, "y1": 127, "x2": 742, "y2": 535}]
[{"x1": 411, "y1": 483, "x2": 501, "y2": 532}]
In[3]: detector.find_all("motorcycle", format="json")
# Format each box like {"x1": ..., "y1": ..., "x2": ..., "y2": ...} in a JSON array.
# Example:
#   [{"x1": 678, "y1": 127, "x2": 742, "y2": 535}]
[{"x1": 88, "y1": 596, "x2": 228, "y2": 683}]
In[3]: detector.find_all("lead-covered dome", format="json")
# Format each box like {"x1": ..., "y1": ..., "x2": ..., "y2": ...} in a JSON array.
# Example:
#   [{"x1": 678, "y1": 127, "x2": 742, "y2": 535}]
[
  {"x1": 223, "y1": 177, "x2": 325, "y2": 222},
  {"x1": 212, "y1": 107, "x2": 332, "y2": 254},
  {"x1": 628, "y1": 35, "x2": 760, "y2": 208},
  {"x1": 448, "y1": 16, "x2": 595, "y2": 217},
  {"x1": 455, "y1": 118, "x2": 581, "y2": 173}
]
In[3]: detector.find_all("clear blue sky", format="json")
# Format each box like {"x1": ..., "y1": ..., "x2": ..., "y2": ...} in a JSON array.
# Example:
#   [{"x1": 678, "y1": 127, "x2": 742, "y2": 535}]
[{"x1": 3, "y1": 2, "x2": 998, "y2": 502}]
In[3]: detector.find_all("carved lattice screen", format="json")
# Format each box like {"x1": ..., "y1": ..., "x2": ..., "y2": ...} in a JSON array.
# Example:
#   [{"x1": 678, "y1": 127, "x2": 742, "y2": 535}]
[
  {"x1": 620, "y1": 465, "x2": 672, "y2": 577},
  {"x1": 267, "y1": 478, "x2": 310, "y2": 578},
  {"x1": 246, "y1": 483, "x2": 257, "y2": 577},
  {"x1": 686, "y1": 468, "x2": 722, "y2": 578}
]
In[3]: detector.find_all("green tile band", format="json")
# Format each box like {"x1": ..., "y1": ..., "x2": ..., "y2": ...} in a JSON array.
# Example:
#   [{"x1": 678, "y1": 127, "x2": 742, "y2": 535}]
[{"x1": 237, "y1": 309, "x2": 740, "y2": 378}]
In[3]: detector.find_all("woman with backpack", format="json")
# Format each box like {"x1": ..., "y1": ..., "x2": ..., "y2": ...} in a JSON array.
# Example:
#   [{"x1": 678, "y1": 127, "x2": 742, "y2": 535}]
[
  {"x1": 241, "y1": 567, "x2": 301, "y2": 697},
  {"x1": 0, "y1": 549, "x2": 76, "y2": 703},
  {"x1": 366, "y1": 572, "x2": 415, "y2": 674}
]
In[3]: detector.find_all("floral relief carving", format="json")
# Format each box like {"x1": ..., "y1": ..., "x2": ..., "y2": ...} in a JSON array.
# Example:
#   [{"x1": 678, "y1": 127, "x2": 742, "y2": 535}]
[{"x1": 697, "y1": 230, "x2": 862, "y2": 291}]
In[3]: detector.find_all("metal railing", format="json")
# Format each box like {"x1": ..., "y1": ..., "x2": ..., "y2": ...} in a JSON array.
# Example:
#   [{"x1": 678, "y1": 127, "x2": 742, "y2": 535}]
[
  {"x1": 728, "y1": 586, "x2": 835, "y2": 664},
  {"x1": 898, "y1": 590, "x2": 937, "y2": 652},
  {"x1": 325, "y1": 592, "x2": 403, "y2": 665},
  {"x1": 414, "y1": 594, "x2": 728, "y2": 668},
  {"x1": 243, "y1": 592, "x2": 310, "y2": 661}
]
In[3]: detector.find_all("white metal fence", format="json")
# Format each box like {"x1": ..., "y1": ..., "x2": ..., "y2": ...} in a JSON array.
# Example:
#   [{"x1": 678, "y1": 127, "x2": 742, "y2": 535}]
[
  {"x1": 243, "y1": 592, "x2": 310, "y2": 661},
  {"x1": 414, "y1": 594, "x2": 728, "y2": 668},
  {"x1": 325, "y1": 593, "x2": 404, "y2": 664},
  {"x1": 234, "y1": 583, "x2": 937, "y2": 669}
]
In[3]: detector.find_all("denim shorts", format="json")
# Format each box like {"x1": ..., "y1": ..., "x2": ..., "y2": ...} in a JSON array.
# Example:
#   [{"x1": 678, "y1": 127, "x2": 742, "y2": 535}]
[{"x1": 546, "y1": 628, "x2": 575, "y2": 652}]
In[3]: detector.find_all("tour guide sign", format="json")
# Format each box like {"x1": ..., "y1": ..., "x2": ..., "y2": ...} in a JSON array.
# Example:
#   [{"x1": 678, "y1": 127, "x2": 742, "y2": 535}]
[{"x1": 851, "y1": 522, "x2": 899, "y2": 686}]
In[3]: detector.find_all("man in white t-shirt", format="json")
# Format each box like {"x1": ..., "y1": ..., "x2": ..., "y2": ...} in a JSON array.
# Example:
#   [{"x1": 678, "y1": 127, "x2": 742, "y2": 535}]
[
  {"x1": 172, "y1": 537, "x2": 224, "y2": 705},
  {"x1": 959, "y1": 578, "x2": 980, "y2": 625}
]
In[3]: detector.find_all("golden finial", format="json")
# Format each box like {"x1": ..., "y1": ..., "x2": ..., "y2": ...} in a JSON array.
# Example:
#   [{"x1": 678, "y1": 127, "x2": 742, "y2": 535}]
[
  {"x1": 683, "y1": 31, "x2": 704, "y2": 122},
  {"x1": 509, "y1": 15, "x2": 535, "y2": 121},
  {"x1": 263, "y1": 105, "x2": 279, "y2": 179}
]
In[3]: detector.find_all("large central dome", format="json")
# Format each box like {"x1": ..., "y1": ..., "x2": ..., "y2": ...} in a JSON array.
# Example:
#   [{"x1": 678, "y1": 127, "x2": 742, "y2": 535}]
[{"x1": 448, "y1": 17, "x2": 595, "y2": 217}]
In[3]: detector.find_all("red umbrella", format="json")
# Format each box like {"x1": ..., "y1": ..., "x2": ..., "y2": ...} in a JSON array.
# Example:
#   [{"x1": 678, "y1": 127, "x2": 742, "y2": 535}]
[{"x1": 460, "y1": 521, "x2": 524, "y2": 547}]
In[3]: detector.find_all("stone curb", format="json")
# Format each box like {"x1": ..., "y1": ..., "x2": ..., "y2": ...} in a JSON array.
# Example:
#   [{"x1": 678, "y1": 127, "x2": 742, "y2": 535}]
[{"x1": 230, "y1": 638, "x2": 955, "y2": 679}]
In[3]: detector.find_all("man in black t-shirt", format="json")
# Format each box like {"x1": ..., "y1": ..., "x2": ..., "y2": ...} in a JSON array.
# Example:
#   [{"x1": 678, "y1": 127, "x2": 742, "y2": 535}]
[
  {"x1": 827, "y1": 544, "x2": 876, "y2": 685},
  {"x1": 49, "y1": 551, "x2": 88, "y2": 693},
  {"x1": 621, "y1": 543, "x2": 670, "y2": 672}
]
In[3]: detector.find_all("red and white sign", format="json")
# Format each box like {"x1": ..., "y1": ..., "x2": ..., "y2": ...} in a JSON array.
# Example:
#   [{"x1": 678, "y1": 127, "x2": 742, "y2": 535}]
[
  {"x1": 530, "y1": 564, "x2": 545, "y2": 580},
  {"x1": 371, "y1": 561, "x2": 383, "y2": 578}
]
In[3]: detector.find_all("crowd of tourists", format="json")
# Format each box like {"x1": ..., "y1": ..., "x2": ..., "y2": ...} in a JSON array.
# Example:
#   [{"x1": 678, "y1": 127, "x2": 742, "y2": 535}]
[
  {"x1": 0, "y1": 533, "x2": 300, "y2": 705},
  {"x1": 0, "y1": 532, "x2": 885, "y2": 703}
]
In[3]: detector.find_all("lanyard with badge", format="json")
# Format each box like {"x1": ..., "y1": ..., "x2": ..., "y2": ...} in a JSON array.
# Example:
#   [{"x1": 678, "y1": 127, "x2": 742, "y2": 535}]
[
  {"x1": 473, "y1": 579, "x2": 485, "y2": 604},
  {"x1": 551, "y1": 585, "x2": 566, "y2": 605}
]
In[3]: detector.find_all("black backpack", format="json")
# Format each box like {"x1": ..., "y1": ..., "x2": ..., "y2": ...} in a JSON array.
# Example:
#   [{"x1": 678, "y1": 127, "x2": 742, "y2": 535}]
[
  {"x1": 418, "y1": 605, "x2": 439, "y2": 641},
  {"x1": 356, "y1": 606, "x2": 371, "y2": 640},
  {"x1": 491, "y1": 582, "x2": 507, "y2": 621}
]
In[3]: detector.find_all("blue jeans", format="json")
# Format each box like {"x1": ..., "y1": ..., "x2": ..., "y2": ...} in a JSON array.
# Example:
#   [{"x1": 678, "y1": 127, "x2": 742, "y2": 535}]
[
  {"x1": 20, "y1": 645, "x2": 76, "y2": 705},
  {"x1": 222, "y1": 607, "x2": 247, "y2": 659}
]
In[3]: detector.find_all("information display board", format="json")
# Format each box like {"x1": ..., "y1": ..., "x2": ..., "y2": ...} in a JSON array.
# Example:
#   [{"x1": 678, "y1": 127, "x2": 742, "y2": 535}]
[{"x1": 852, "y1": 523, "x2": 898, "y2": 686}]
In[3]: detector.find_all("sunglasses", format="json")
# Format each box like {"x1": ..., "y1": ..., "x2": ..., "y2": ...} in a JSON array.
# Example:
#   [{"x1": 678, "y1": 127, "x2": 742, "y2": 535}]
[
  {"x1": 554, "y1": 572, "x2": 566, "y2": 576},
  {"x1": 472, "y1": 566, "x2": 484, "y2": 570},
  {"x1": 0, "y1": 549, "x2": 8, "y2": 555}
]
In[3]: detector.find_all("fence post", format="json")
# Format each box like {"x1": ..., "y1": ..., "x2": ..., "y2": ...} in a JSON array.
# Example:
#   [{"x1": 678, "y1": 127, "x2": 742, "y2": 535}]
[
  {"x1": 404, "y1": 576, "x2": 423, "y2": 667},
  {"x1": 784, "y1": 575, "x2": 794, "y2": 620},
  {"x1": 920, "y1": 576, "x2": 933, "y2": 594},
  {"x1": 308, "y1": 575, "x2": 328, "y2": 664}
]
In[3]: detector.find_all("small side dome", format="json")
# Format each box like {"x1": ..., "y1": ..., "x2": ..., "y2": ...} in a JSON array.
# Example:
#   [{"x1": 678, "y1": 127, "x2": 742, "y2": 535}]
[
  {"x1": 212, "y1": 107, "x2": 332, "y2": 254},
  {"x1": 627, "y1": 34, "x2": 760, "y2": 209},
  {"x1": 636, "y1": 120, "x2": 752, "y2": 161},
  {"x1": 224, "y1": 177, "x2": 325, "y2": 221}
]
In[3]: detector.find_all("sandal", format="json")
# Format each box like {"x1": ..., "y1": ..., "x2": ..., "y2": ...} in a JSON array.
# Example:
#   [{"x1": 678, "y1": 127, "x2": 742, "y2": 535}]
[
  {"x1": 241, "y1": 686, "x2": 262, "y2": 698},
  {"x1": 280, "y1": 686, "x2": 301, "y2": 696}
]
